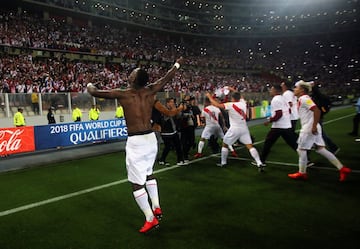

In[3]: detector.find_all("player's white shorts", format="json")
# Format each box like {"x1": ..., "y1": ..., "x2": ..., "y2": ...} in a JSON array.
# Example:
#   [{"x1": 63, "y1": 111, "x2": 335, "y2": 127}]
[
  {"x1": 126, "y1": 132, "x2": 157, "y2": 185},
  {"x1": 223, "y1": 125, "x2": 252, "y2": 146},
  {"x1": 297, "y1": 125, "x2": 325, "y2": 150},
  {"x1": 201, "y1": 125, "x2": 224, "y2": 140}
]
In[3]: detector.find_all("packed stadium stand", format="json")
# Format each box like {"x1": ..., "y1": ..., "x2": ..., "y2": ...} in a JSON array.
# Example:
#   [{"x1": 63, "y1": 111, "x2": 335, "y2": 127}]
[{"x1": 0, "y1": 0, "x2": 359, "y2": 121}]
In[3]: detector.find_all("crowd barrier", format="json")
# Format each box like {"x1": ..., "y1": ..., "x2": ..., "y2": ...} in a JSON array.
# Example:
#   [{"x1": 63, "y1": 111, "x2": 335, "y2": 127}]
[
  {"x1": 0, "y1": 119, "x2": 127, "y2": 156},
  {"x1": 0, "y1": 104, "x2": 271, "y2": 156}
]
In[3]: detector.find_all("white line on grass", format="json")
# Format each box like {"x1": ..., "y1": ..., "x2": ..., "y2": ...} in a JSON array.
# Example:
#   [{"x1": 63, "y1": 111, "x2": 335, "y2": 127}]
[
  {"x1": 0, "y1": 161, "x2": 201, "y2": 217},
  {"x1": 0, "y1": 179, "x2": 126, "y2": 217},
  {"x1": 219, "y1": 156, "x2": 360, "y2": 173},
  {"x1": 322, "y1": 113, "x2": 354, "y2": 124},
  {"x1": 0, "y1": 113, "x2": 356, "y2": 217}
]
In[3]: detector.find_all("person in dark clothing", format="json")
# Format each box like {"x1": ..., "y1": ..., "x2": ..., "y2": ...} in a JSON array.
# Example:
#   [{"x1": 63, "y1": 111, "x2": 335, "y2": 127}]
[
  {"x1": 208, "y1": 135, "x2": 221, "y2": 153},
  {"x1": 159, "y1": 98, "x2": 187, "y2": 166},
  {"x1": 151, "y1": 98, "x2": 185, "y2": 163},
  {"x1": 180, "y1": 95, "x2": 200, "y2": 161},
  {"x1": 348, "y1": 97, "x2": 360, "y2": 137},
  {"x1": 47, "y1": 107, "x2": 56, "y2": 124},
  {"x1": 311, "y1": 83, "x2": 340, "y2": 154}
]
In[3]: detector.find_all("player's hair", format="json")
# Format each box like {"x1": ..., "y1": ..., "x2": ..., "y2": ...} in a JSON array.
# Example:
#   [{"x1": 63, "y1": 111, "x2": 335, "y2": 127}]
[
  {"x1": 281, "y1": 81, "x2": 292, "y2": 89},
  {"x1": 295, "y1": 80, "x2": 312, "y2": 93},
  {"x1": 134, "y1": 68, "x2": 149, "y2": 88},
  {"x1": 298, "y1": 83, "x2": 311, "y2": 93},
  {"x1": 232, "y1": 91, "x2": 241, "y2": 101},
  {"x1": 273, "y1": 84, "x2": 282, "y2": 93}
]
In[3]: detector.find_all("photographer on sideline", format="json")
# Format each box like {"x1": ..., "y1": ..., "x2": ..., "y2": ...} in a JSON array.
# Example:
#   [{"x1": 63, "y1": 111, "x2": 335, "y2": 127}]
[{"x1": 179, "y1": 95, "x2": 201, "y2": 161}]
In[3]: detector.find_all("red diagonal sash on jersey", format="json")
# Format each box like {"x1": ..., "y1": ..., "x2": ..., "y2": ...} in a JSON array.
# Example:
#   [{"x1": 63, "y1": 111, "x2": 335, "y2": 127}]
[
  {"x1": 204, "y1": 108, "x2": 218, "y2": 121},
  {"x1": 232, "y1": 104, "x2": 246, "y2": 120}
]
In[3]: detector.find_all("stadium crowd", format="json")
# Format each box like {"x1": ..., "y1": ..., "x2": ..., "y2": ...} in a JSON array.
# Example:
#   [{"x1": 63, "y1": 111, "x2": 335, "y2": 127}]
[{"x1": 0, "y1": 8, "x2": 359, "y2": 97}]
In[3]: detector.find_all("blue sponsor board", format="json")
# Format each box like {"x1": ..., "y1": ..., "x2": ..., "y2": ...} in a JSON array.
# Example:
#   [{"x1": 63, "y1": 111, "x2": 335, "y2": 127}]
[{"x1": 34, "y1": 119, "x2": 128, "y2": 150}]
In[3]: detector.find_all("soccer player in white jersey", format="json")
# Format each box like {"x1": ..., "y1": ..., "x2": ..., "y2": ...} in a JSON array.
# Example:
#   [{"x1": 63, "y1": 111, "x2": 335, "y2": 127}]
[
  {"x1": 281, "y1": 82, "x2": 299, "y2": 132},
  {"x1": 206, "y1": 90, "x2": 264, "y2": 170},
  {"x1": 194, "y1": 97, "x2": 226, "y2": 158},
  {"x1": 282, "y1": 81, "x2": 315, "y2": 167},
  {"x1": 259, "y1": 85, "x2": 298, "y2": 167},
  {"x1": 288, "y1": 80, "x2": 351, "y2": 181}
]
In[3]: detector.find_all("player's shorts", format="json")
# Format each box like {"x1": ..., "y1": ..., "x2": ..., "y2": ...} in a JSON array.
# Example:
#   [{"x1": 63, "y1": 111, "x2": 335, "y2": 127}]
[
  {"x1": 223, "y1": 125, "x2": 252, "y2": 146},
  {"x1": 126, "y1": 132, "x2": 157, "y2": 185},
  {"x1": 297, "y1": 125, "x2": 325, "y2": 150},
  {"x1": 201, "y1": 125, "x2": 224, "y2": 140}
]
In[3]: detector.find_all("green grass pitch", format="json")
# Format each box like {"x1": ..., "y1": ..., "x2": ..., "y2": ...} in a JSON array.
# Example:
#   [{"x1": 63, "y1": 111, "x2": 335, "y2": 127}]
[{"x1": 0, "y1": 107, "x2": 359, "y2": 249}]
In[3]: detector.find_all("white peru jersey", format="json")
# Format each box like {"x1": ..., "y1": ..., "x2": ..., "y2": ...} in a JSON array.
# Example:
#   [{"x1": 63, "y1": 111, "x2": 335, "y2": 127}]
[
  {"x1": 283, "y1": 89, "x2": 299, "y2": 120},
  {"x1": 270, "y1": 95, "x2": 291, "y2": 129},
  {"x1": 202, "y1": 105, "x2": 222, "y2": 127},
  {"x1": 223, "y1": 101, "x2": 247, "y2": 127},
  {"x1": 297, "y1": 94, "x2": 317, "y2": 133}
]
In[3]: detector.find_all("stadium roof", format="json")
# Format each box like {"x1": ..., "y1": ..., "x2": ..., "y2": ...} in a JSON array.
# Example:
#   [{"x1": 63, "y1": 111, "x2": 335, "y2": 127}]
[{"x1": 19, "y1": 0, "x2": 360, "y2": 38}]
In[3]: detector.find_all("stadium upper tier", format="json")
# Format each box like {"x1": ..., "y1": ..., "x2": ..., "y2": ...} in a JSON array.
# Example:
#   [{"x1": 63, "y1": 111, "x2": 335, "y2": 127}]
[
  {"x1": 0, "y1": 1, "x2": 359, "y2": 97},
  {"x1": 18, "y1": 0, "x2": 359, "y2": 37}
]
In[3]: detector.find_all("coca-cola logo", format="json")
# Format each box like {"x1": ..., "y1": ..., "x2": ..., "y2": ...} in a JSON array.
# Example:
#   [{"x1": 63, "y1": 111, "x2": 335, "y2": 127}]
[{"x1": 0, "y1": 129, "x2": 24, "y2": 152}]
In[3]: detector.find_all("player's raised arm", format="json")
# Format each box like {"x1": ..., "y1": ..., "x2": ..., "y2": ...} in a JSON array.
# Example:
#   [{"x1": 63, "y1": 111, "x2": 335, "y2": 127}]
[
  {"x1": 149, "y1": 57, "x2": 184, "y2": 93},
  {"x1": 206, "y1": 92, "x2": 225, "y2": 109}
]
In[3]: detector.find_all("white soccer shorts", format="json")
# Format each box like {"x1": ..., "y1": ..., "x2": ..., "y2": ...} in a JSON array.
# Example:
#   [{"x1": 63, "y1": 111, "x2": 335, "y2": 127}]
[{"x1": 126, "y1": 132, "x2": 157, "y2": 185}]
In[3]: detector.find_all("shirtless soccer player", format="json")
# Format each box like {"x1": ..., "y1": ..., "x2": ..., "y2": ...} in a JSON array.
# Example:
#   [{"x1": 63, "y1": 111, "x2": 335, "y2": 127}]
[{"x1": 87, "y1": 57, "x2": 184, "y2": 233}]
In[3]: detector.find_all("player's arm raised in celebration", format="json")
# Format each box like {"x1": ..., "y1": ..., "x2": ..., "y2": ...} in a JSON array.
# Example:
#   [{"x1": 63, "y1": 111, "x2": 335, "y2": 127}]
[
  {"x1": 206, "y1": 92, "x2": 225, "y2": 109},
  {"x1": 148, "y1": 57, "x2": 184, "y2": 94}
]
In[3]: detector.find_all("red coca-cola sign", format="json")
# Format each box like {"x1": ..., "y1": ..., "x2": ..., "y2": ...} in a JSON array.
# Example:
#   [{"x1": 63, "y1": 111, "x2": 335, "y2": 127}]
[{"x1": 0, "y1": 127, "x2": 35, "y2": 155}]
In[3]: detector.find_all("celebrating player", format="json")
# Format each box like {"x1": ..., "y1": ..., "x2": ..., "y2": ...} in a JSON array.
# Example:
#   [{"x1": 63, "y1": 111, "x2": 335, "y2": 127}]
[
  {"x1": 206, "y1": 89, "x2": 264, "y2": 170},
  {"x1": 87, "y1": 57, "x2": 184, "y2": 233}
]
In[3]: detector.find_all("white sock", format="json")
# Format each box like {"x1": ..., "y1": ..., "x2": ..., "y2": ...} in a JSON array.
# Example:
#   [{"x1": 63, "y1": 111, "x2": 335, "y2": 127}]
[
  {"x1": 133, "y1": 188, "x2": 153, "y2": 221},
  {"x1": 198, "y1": 140, "x2": 205, "y2": 154},
  {"x1": 298, "y1": 149, "x2": 307, "y2": 173},
  {"x1": 228, "y1": 144, "x2": 234, "y2": 152},
  {"x1": 316, "y1": 148, "x2": 342, "y2": 170},
  {"x1": 145, "y1": 179, "x2": 160, "y2": 210},
  {"x1": 221, "y1": 147, "x2": 228, "y2": 165},
  {"x1": 249, "y1": 147, "x2": 262, "y2": 166}
]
